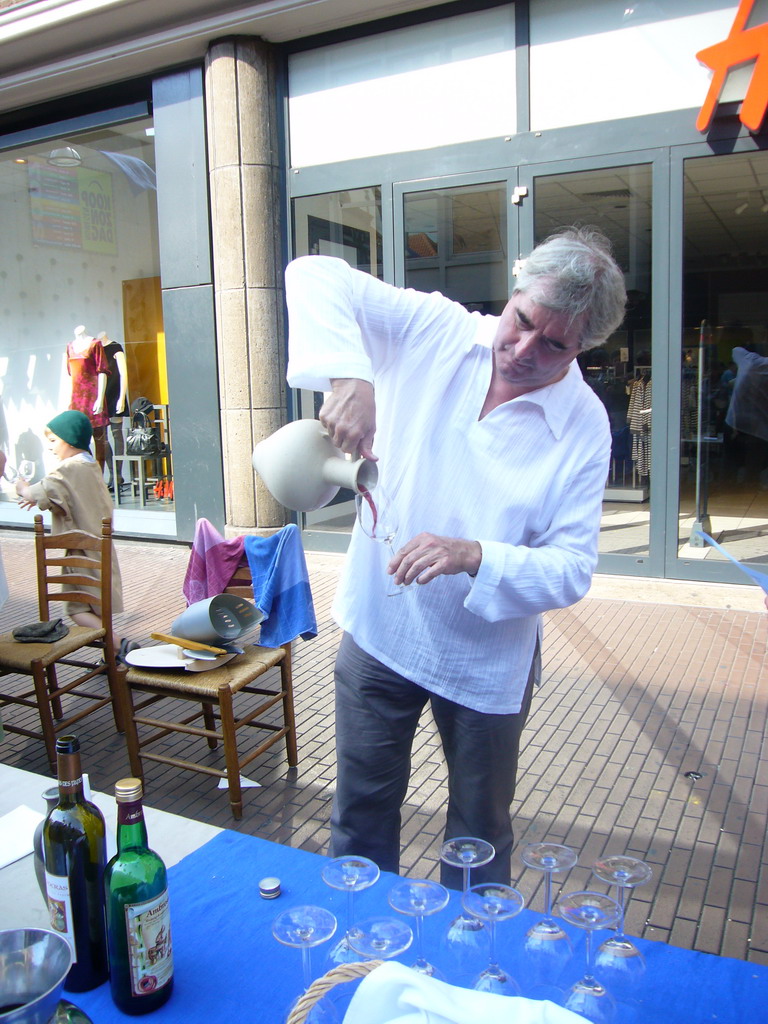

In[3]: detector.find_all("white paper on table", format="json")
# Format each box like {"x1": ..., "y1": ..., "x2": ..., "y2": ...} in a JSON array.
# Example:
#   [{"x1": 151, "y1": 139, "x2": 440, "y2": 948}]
[
  {"x1": 342, "y1": 961, "x2": 587, "y2": 1024},
  {"x1": 216, "y1": 775, "x2": 261, "y2": 789},
  {"x1": 0, "y1": 804, "x2": 44, "y2": 869}
]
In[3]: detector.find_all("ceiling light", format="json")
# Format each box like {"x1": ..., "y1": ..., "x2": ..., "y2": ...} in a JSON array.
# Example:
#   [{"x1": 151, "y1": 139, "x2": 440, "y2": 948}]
[
  {"x1": 47, "y1": 146, "x2": 82, "y2": 167},
  {"x1": 734, "y1": 202, "x2": 748, "y2": 215}
]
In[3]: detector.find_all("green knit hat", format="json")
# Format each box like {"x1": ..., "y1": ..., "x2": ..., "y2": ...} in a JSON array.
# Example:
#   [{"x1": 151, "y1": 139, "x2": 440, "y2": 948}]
[{"x1": 46, "y1": 410, "x2": 92, "y2": 450}]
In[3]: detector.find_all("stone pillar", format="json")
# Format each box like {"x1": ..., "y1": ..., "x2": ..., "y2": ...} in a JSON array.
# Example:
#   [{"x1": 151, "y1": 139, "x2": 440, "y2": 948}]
[{"x1": 205, "y1": 36, "x2": 286, "y2": 532}]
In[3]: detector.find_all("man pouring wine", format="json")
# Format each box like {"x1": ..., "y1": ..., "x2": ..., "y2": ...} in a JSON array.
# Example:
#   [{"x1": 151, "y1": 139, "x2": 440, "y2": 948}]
[{"x1": 285, "y1": 226, "x2": 626, "y2": 888}]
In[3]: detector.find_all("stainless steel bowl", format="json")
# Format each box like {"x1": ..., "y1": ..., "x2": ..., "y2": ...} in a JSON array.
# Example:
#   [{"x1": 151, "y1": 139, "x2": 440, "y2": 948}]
[{"x1": 0, "y1": 928, "x2": 72, "y2": 1024}]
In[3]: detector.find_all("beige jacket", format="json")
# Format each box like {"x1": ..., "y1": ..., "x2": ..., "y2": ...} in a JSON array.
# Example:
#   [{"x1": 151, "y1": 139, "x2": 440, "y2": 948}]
[{"x1": 28, "y1": 455, "x2": 123, "y2": 614}]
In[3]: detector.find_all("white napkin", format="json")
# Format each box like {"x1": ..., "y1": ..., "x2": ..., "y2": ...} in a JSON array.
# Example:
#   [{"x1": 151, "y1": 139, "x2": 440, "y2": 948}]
[
  {"x1": 342, "y1": 961, "x2": 587, "y2": 1024},
  {"x1": 0, "y1": 804, "x2": 44, "y2": 869}
]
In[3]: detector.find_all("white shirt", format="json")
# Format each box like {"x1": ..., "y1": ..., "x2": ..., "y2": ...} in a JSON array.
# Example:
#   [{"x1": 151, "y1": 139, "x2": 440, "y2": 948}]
[{"x1": 286, "y1": 256, "x2": 611, "y2": 714}]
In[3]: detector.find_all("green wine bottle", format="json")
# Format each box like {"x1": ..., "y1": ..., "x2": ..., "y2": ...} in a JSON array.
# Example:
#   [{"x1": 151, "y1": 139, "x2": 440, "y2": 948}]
[
  {"x1": 43, "y1": 734, "x2": 109, "y2": 992},
  {"x1": 104, "y1": 778, "x2": 174, "y2": 1014}
]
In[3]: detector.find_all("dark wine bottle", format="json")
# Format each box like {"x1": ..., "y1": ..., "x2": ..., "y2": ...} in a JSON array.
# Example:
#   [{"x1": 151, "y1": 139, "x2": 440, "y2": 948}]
[
  {"x1": 42, "y1": 734, "x2": 109, "y2": 992},
  {"x1": 104, "y1": 778, "x2": 174, "y2": 1014}
]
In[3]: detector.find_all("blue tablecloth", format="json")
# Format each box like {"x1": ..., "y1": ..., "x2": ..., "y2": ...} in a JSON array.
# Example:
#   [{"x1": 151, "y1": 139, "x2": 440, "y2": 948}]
[{"x1": 75, "y1": 830, "x2": 768, "y2": 1023}]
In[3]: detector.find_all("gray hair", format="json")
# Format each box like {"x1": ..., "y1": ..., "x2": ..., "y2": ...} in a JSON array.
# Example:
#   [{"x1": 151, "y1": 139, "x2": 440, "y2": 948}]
[{"x1": 513, "y1": 226, "x2": 627, "y2": 351}]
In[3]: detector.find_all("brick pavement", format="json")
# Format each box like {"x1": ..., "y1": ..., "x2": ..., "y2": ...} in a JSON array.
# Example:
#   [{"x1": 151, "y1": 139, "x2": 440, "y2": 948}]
[{"x1": 1, "y1": 527, "x2": 766, "y2": 964}]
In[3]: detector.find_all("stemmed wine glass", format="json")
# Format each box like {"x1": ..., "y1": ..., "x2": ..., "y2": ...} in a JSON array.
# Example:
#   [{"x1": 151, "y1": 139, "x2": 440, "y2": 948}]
[
  {"x1": 557, "y1": 891, "x2": 622, "y2": 1024},
  {"x1": 461, "y1": 883, "x2": 525, "y2": 995},
  {"x1": 355, "y1": 485, "x2": 405, "y2": 596},
  {"x1": 388, "y1": 879, "x2": 450, "y2": 978},
  {"x1": 521, "y1": 842, "x2": 577, "y2": 986},
  {"x1": 439, "y1": 837, "x2": 495, "y2": 984},
  {"x1": 321, "y1": 855, "x2": 380, "y2": 965},
  {"x1": 347, "y1": 917, "x2": 413, "y2": 961},
  {"x1": 591, "y1": 854, "x2": 652, "y2": 995},
  {"x1": 272, "y1": 904, "x2": 339, "y2": 1024}
]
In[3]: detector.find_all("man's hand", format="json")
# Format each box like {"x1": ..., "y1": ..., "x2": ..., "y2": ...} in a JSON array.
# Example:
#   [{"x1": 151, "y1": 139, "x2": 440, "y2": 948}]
[
  {"x1": 319, "y1": 379, "x2": 377, "y2": 460},
  {"x1": 389, "y1": 533, "x2": 482, "y2": 586}
]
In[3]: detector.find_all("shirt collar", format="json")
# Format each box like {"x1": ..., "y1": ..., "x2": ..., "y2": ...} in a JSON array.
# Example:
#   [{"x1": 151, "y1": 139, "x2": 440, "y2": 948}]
[{"x1": 511, "y1": 360, "x2": 584, "y2": 440}]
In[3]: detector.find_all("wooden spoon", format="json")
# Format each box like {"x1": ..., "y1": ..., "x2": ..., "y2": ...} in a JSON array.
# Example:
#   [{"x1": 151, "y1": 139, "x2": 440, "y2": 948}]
[{"x1": 150, "y1": 632, "x2": 229, "y2": 655}]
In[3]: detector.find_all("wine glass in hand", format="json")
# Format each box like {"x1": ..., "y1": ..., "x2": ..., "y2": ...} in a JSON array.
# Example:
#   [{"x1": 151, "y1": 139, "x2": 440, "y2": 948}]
[
  {"x1": 355, "y1": 485, "x2": 405, "y2": 596},
  {"x1": 18, "y1": 460, "x2": 35, "y2": 481}
]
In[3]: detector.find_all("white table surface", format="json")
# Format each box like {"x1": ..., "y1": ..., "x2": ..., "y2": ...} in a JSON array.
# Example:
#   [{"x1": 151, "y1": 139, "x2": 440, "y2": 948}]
[{"x1": 0, "y1": 762, "x2": 222, "y2": 932}]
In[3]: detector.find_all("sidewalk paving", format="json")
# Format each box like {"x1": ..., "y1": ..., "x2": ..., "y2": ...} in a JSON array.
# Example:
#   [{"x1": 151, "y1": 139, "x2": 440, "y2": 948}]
[{"x1": 1, "y1": 526, "x2": 766, "y2": 964}]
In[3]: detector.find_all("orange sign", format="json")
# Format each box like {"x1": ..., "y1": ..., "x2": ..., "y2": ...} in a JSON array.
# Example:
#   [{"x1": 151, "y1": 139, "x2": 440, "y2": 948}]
[{"x1": 696, "y1": 0, "x2": 768, "y2": 133}]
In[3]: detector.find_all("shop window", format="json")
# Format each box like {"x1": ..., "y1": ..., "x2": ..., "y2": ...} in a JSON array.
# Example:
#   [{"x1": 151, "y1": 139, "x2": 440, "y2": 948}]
[{"x1": 0, "y1": 117, "x2": 173, "y2": 516}]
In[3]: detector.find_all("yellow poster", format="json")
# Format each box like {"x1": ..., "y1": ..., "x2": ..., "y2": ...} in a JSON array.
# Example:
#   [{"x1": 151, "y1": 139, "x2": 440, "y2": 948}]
[{"x1": 78, "y1": 168, "x2": 117, "y2": 254}]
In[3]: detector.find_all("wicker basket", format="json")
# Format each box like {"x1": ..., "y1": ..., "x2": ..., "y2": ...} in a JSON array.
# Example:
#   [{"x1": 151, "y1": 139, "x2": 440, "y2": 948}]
[{"x1": 286, "y1": 960, "x2": 384, "y2": 1024}]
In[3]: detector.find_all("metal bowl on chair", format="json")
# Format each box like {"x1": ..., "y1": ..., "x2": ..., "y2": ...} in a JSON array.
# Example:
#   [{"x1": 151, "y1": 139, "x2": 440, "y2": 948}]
[{"x1": 170, "y1": 594, "x2": 263, "y2": 646}]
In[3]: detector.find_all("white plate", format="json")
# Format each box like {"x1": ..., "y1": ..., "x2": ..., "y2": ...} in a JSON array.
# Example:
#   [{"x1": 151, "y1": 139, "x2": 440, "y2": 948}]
[
  {"x1": 185, "y1": 652, "x2": 237, "y2": 672},
  {"x1": 124, "y1": 644, "x2": 191, "y2": 669}
]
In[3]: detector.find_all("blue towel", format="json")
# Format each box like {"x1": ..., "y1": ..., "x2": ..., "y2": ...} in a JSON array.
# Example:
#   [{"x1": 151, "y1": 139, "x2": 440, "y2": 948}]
[{"x1": 244, "y1": 524, "x2": 317, "y2": 647}]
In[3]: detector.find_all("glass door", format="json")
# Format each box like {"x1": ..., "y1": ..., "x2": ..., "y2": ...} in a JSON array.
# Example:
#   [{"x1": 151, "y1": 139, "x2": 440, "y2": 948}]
[
  {"x1": 394, "y1": 175, "x2": 514, "y2": 310},
  {"x1": 517, "y1": 155, "x2": 666, "y2": 574},
  {"x1": 671, "y1": 146, "x2": 768, "y2": 579},
  {"x1": 290, "y1": 186, "x2": 384, "y2": 546}
]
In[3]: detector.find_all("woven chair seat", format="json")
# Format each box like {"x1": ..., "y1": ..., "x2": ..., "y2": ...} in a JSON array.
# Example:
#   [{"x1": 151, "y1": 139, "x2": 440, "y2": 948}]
[
  {"x1": 0, "y1": 626, "x2": 105, "y2": 670},
  {"x1": 124, "y1": 646, "x2": 285, "y2": 695}
]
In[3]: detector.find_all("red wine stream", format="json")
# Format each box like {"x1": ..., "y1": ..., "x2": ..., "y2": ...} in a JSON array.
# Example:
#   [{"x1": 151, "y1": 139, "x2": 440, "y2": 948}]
[{"x1": 359, "y1": 486, "x2": 378, "y2": 535}]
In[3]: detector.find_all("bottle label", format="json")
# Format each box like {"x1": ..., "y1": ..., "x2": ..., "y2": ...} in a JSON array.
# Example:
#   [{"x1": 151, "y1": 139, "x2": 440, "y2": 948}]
[
  {"x1": 124, "y1": 889, "x2": 173, "y2": 996},
  {"x1": 45, "y1": 870, "x2": 77, "y2": 962},
  {"x1": 117, "y1": 799, "x2": 144, "y2": 826}
]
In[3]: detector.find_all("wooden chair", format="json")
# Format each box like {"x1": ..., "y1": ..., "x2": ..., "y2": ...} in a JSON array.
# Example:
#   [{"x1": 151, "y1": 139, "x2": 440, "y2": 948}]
[
  {"x1": 0, "y1": 515, "x2": 122, "y2": 771},
  {"x1": 113, "y1": 560, "x2": 299, "y2": 819}
]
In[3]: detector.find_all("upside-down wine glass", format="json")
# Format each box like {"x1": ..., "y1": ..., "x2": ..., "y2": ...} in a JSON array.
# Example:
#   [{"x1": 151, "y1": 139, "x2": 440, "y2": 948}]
[
  {"x1": 461, "y1": 883, "x2": 525, "y2": 995},
  {"x1": 355, "y1": 485, "x2": 405, "y2": 596},
  {"x1": 521, "y1": 842, "x2": 578, "y2": 987},
  {"x1": 557, "y1": 891, "x2": 622, "y2": 1024},
  {"x1": 591, "y1": 854, "x2": 652, "y2": 995},
  {"x1": 271, "y1": 904, "x2": 339, "y2": 1024},
  {"x1": 439, "y1": 837, "x2": 495, "y2": 984},
  {"x1": 347, "y1": 917, "x2": 413, "y2": 962},
  {"x1": 321, "y1": 855, "x2": 380, "y2": 965},
  {"x1": 388, "y1": 879, "x2": 450, "y2": 978}
]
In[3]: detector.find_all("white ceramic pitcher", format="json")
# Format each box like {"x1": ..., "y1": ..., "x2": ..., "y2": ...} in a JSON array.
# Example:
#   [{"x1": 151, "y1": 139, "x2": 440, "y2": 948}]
[{"x1": 252, "y1": 418, "x2": 378, "y2": 511}]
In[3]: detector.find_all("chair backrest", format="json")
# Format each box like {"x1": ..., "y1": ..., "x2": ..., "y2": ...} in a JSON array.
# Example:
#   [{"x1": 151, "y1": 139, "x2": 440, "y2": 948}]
[
  {"x1": 223, "y1": 562, "x2": 254, "y2": 600},
  {"x1": 34, "y1": 514, "x2": 113, "y2": 627}
]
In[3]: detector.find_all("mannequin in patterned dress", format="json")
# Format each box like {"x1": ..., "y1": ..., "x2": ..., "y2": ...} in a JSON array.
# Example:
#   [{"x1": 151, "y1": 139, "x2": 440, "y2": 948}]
[{"x1": 67, "y1": 325, "x2": 110, "y2": 470}]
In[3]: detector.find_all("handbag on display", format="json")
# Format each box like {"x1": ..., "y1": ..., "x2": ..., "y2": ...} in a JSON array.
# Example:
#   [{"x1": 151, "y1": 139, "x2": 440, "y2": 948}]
[{"x1": 126, "y1": 398, "x2": 164, "y2": 456}]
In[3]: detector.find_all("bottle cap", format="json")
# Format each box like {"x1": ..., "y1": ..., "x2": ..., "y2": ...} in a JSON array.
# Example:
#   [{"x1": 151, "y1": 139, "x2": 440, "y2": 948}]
[
  {"x1": 56, "y1": 735, "x2": 80, "y2": 754},
  {"x1": 259, "y1": 876, "x2": 281, "y2": 899},
  {"x1": 115, "y1": 778, "x2": 143, "y2": 802}
]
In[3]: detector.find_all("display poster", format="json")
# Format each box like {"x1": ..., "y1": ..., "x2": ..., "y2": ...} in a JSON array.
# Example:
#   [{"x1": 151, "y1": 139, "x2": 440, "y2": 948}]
[{"x1": 29, "y1": 157, "x2": 117, "y2": 255}]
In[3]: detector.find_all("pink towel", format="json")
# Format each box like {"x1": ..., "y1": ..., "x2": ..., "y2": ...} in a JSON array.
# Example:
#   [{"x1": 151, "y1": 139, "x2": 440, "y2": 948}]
[{"x1": 182, "y1": 519, "x2": 245, "y2": 606}]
